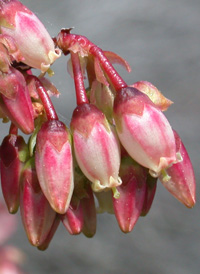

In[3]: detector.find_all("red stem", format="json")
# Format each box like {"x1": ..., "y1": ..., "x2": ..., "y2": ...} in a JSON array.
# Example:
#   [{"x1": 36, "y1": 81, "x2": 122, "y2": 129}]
[
  {"x1": 28, "y1": 76, "x2": 58, "y2": 120},
  {"x1": 9, "y1": 123, "x2": 18, "y2": 135},
  {"x1": 70, "y1": 51, "x2": 89, "y2": 105},
  {"x1": 89, "y1": 46, "x2": 127, "y2": 91},
  {"x1": 56, "y1": 31, "x2": 127, "y2": 92}
]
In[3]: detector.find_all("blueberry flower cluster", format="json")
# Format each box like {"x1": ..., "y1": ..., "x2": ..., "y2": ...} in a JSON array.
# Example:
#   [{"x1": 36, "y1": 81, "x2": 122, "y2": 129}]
[{"x1": 0, "y1": 0, "x2": 196, "y2": 250}]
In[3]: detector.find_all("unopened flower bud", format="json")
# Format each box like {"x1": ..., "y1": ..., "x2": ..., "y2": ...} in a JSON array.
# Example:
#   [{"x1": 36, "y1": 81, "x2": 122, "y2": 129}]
[
  {"x1": 71, "y1": 103, "x2": 121, "y2": 192},
  {"x1": 35, "y1": 120, "x2": 74, "y2": 214},
  {"x1": 113, "y1": 87, "x2": 177, "y2": 176},
  {"x1": 159, "y1": 130, "x2": 196, "y2": 208},
  {"x1": 0, "y1": 134, "x2": 28, "y2": 213},
  {"x1": 0, "y1": 67, "x2": 34, "y2": 134},
  {"x1": 20, "y1": 162, "x2": 57, "y2": 247},
  {"x1": 37, "y1": 215, "x2": 60, "y2": 251},
  {"x1": 60, "y1": 196, "x2": 84, "y2": 235},
  {"x1": 113, "y1": 156, "x2": 147, "y2": 233},
  {"x1": 0, "y1": 0, "x2": 61, "y2": 72}
]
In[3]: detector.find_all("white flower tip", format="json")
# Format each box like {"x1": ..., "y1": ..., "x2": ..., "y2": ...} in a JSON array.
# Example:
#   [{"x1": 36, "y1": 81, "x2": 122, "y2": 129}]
[
  {"x1": 109, "y1": 176, "x2": 122, "y2": 188},
  {"x1": 92, "y1": 180, "x2": 104, "y2": 192},
  {"x1": 92, "y1": 176, "x2": 121, "y2": 192},
  {"x1": 48, "y1": 48, "x2": 62, "y2": 64},
  {"x1": 149, "y1": 169, "x2": 160, "y2": 178},
  {"x1": 40, "y1": 63, "x2": 50, "y2": 73},
  {"x1": 150, "y1": 155, "x2": 177, "y2": 178},
  {"x1": 40, "y1": 49, "x2": 61, "y2": 73}
]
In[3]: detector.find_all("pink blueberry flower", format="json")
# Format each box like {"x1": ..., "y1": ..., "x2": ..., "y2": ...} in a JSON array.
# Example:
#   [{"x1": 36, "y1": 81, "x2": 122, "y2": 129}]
[
  {"x1": 0, "y1": 0, "x2": 61, "y2": 72},
  {"x1": 35, "y1": 120, "x2": 74, "y2": 214},
  {"x1": 71, "y1": 103, "x2": 121, "y2": 192},
  {"x1": 113, "y1": 87, "x2": 177, "y2": 176}
]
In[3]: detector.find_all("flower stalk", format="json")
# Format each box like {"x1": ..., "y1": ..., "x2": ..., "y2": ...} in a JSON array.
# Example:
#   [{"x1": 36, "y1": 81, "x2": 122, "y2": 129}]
[{"x1": 70, "y1": 51, "x2": 88, "y2": 105}]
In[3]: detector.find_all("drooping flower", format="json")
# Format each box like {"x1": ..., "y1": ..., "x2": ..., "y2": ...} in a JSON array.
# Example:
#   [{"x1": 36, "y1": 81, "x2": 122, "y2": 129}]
[
  {"x1": 0, "y1": 0, "x2": 61, "y2": 72},
  {"x1": 159, "y1": 130, "x2": 196, "y2": 208},
  {"x1": 113, "y1": 87, "x2": 177, "y2": 176},
  {"x1": 71, "y1": 103, "x2": 121, "y2": 192},
  {"x1": 35, "y1": 120, "x2": 74, "y2": 214},
  {"x1": 113, "y1": 155, "x2": 147, "y2": 233},
  {"x1": 0, "y1": 134, "x2": 28, "y2": 213},
  {"x1": 62, "y1": 164, "x2": 96, "y2": 237},
  {"x1": 20, "y1": 162, "x2": 57, "y2": 247},
  {"x1": 0, "y1": 67, "x2": 34, "y2": 134}
]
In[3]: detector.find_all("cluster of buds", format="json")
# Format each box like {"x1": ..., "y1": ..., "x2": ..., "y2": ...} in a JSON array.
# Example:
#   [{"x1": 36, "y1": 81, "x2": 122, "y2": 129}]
[{"x1": 0, "y1": 0, "x2": 196, "y2": 250}]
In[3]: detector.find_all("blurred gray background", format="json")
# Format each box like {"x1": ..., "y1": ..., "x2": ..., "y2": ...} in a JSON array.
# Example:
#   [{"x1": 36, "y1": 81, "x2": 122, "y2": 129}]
[{"x1": 1, "y1": 0, "x2": 200, "y2": 273}]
